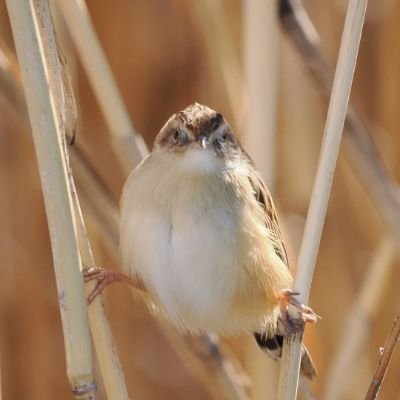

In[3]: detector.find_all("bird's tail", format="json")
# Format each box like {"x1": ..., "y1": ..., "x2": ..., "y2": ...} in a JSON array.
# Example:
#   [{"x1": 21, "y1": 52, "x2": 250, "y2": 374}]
[{"x1": 254, "y1": 332, "x2": 317, "y2": 380}]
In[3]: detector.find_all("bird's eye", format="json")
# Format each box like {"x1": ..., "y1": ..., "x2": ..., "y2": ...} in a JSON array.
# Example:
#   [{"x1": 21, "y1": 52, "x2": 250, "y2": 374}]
[
  {"x1": 220, "y1": 132, "x2": 227, "y2": 141},
  {"x1": 173, "y1": 129, "x2": 181, "y2": 142}
]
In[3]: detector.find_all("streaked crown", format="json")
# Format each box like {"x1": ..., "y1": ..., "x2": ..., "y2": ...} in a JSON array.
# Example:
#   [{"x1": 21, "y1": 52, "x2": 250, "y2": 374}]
[{"x1": 154, "y1": 103, "x2": 239, "y2": 159}]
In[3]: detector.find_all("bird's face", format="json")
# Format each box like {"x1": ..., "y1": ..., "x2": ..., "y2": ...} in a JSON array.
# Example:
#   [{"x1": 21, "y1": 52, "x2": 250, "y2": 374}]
[{"x1": 153, "y1": 103, "x2": 241, "y2": 173}]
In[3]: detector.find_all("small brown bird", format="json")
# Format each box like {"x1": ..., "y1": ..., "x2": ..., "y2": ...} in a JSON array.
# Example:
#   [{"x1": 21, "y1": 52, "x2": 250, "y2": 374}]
[{"x1": 85, "y1": 103, "x2": 318, "y2": 379}]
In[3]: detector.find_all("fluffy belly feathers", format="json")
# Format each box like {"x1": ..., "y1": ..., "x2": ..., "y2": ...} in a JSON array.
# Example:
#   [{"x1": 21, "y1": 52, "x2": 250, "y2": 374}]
[{"x1": 120, "y1": 155, "x2": 292, "y2": 334}]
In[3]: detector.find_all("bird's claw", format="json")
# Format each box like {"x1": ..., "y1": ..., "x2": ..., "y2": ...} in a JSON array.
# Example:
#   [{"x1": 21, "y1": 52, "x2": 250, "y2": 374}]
[
  {"x1": 279, "y1": 289, "x2": 320, "y2": 335},
  {"x1": 83, "y1": 267, "x2": 145, "y2": 304}
]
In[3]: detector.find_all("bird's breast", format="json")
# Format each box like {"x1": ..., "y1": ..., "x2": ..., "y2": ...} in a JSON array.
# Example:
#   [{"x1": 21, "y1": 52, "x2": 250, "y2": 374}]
[{"x1": 120, "y1": 155, "x2": 287, "y2": 334}]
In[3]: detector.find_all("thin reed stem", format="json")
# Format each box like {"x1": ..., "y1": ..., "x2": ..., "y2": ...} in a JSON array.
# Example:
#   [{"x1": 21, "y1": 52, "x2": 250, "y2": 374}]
[
  {"x1": 277, "y1": 0, "x2": 368, "y2": 398},
  {"x1": 242, "y1": 2, "x2": 281, "y2": 399},
  {"x1": 279, "y1": 0, "x2": 400, "y2": 247},
  {"x1": 364, "y1": 313, "x2": 400, "y2": 400},
  {"x1": 243, "y1": 1, "x2": 278, "y2": 189},
  {"x1": 190, "y1": 0, "x2": 243, "y2": 128},
  {"x1": 57, "y1": 0, "x2": 148, "y2": 174}
]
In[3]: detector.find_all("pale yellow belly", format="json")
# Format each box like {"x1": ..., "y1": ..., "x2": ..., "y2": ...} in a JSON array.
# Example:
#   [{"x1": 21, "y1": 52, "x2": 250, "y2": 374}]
[{"x1": 120, "y1": 154, "x2": 292, "y2": 334}]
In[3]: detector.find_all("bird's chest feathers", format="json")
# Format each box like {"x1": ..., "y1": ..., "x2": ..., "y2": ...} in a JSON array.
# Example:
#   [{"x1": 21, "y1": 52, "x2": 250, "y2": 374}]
[
  {"x1": 121, "y1": 155, "x2": 284, "y2": 333},
  {"x1": 125, "y1": 165, "x2": 248, "y2": 324},
  {"x1": 168, "y1": 177, "x2": 241, "y2": 314},
  {"x1": 154, "y1": 176, "x2": 243, "y2": 323}
]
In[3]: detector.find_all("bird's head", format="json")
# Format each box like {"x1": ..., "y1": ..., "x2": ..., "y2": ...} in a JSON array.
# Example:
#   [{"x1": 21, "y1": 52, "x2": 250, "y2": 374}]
[{"x1": 154, "y1": 103, "x2": 241, "y2": 173}]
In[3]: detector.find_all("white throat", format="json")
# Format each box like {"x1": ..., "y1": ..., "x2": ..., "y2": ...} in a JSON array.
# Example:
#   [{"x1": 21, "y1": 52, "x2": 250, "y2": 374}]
[{"x1": 177, "y1": 148, "x2": 224, "y2": 175}]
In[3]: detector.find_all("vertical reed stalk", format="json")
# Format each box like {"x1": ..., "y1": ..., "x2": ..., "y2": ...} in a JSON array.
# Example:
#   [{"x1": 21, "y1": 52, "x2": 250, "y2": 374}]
[
  {"x1": 243, "y1": 2, "x2": 280, "y2": 399},
  {"x1": 5, "y1": 0, "x2": 95, "y2": 398},
  {"x1": 277, "y1": 1, "x2": 368, "y2": 398},
  {"x1": 243, "y1": 1, "x2": 278, "y2": 189},
  {"x1": 364, "y1": 312, "x2": 400, "y2": 400},
  {"x1": 71, "y1": 177, "x2": 130, "y2": 400},
  {"x1": 31, "y1": 2, "x2": 130, "y2": 398},
  {"x1": 57, "y1": 0, "x2": 148, "y2": 174},
  {"x1": 190, "y1": 0, "x2": 243, "y2": 127},
  {"x1": 279, "y1": 0, "x2": 400, "y2": 248}
]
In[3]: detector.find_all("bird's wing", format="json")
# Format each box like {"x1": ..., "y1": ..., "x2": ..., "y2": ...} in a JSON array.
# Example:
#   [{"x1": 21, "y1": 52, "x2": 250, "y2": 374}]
[
  {"x1": 248, "y1": 168, "x2": 289, "y2": 267},
  {"x1": 244, "y1": 155, "x2": 318, "y2": 380}
]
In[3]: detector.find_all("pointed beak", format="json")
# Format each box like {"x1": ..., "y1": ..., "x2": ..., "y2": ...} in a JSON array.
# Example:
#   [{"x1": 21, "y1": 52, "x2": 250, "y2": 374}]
[{"x1": 198, "y1": 136, "x2": 208, "y2": 149}]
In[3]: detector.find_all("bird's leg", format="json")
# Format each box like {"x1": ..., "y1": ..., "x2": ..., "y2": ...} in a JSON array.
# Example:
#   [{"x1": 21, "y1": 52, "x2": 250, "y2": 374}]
[
  {"x1": 83, "y1": 267, "x2": 145, "y2": 304},
  {"x1": 278, "y1": 289, "x2": 320, "y2": 335}
]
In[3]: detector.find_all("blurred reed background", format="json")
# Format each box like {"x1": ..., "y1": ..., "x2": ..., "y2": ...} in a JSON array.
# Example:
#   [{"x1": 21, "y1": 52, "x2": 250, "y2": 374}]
[{"x1": 0, "y1": 0, "x2": 400, "y2": 399}]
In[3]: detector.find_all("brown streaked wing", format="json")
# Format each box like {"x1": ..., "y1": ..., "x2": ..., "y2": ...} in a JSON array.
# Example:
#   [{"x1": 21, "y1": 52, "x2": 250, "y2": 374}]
[{"x1": 246, "y1": 160, "x2": 289, "y2": 267}]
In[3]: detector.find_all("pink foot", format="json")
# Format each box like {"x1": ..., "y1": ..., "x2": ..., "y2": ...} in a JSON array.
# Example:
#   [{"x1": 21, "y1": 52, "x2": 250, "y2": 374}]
[
  {"x1": 83, "y1": 267, "x2": 145, "y2": 304},
  {"x1": 279, "y1": 289, "x2": 320, "y2": 334}
]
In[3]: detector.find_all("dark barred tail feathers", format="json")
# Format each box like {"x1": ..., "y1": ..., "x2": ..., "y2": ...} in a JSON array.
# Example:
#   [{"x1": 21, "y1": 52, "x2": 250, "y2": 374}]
[{"x1": 254, "y1": 332, "x2": 318, "y2": 381}]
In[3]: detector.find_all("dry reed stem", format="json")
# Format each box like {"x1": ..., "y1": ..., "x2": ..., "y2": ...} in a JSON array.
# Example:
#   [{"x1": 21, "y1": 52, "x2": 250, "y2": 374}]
[
  {"x1": 5, "y1": 0, "x2": 95, "y2": 398},
  {"x1": 277, "y1": 1, "x2": 368, "y2": 399},
  {"x1": 30, "y1": 3, "x2": 130, "y2": 398},
  {"x1": 242, "y1": 3, "x2": 281, "y2": 399},
  {"x1": 0, "y1": 32, "x2": 249, "y2": 400},
  {"x1": 324, "y1": 239, "x2": 394, "y2": 400},
  {"x1": 70, "y1": 168, "x2": 130, "y2": 400},
  {"x1": 56, "y1": 0, "x2": 148, "y2": 174},
  {"x1": 33, "y1": 0, "x2": 77, "y2": 143},
  {"x1": 190, "y1": 0, "x2": 243, "y2": 128},
  {"x1": 243, "y1": 1, "x2": 278, "y2": 190},
  {"x1": 364, "y1": 312, "x2": 400, "y2": 400},
  {"x1": 280, "y1": 0, "x2": 400, "y2": 247},
  {"x1": 0, "y1": 48, "x2": 119, "y2": 257},
  {"x1": 70, "y1": 146, "x2": 120, "y2": 255},
  {"x1": 281, "y1": 4, "x2": 400, "y2": 395}
]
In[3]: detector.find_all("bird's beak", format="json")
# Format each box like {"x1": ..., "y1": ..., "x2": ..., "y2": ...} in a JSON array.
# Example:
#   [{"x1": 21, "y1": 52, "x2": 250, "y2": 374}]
[{"x1": 198, "y1": 136, "x2": 208, "y2": 149}]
